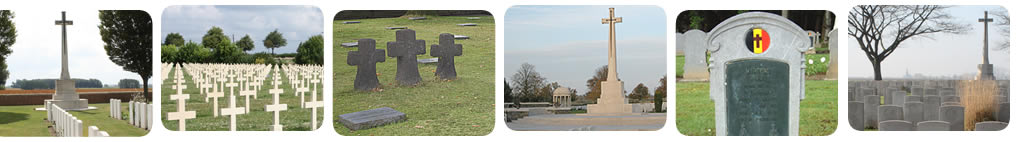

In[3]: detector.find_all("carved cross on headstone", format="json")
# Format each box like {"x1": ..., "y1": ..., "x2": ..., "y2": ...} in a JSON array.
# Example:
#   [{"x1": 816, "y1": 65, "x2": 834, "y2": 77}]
[
  {"x1": 265, "y1": 70, "x2": 287, "y2": 131},
  {"x1": 430, "y1": 33, "x2": 463, "y2": 80},
  {"x1": 348, "y1": 39, "x2": 386, "y2": 91},
  {"x1": 386, "y1": 29, "x2": 426, "y2": 86}
]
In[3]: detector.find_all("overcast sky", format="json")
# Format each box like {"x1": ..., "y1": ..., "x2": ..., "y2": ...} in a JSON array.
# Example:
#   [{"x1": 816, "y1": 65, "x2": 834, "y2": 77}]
[
  {"x1": 504, "y1": 5, "x2": 668, "y2": 95},
  {"x1": 847, "y1": 5, "x2": 1010, "y2": 79},
  {"x1": 6, "y1": 10, "x2": 142, "y2": 86},
  {"x1": 161, "y1": 5, "x2": 323, "y2": 54}
]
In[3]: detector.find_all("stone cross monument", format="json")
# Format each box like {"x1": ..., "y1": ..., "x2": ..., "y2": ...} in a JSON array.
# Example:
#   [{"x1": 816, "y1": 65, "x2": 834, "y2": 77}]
[
  {"x1": 976, "y1": 11, "x2": 995, "y2": 80},
  {"x1": 587, "y1": 8, "x2": 632, "y2": 114},
  {"x1": 45, "y1": 11, "x2": 91, "y2": 111}
]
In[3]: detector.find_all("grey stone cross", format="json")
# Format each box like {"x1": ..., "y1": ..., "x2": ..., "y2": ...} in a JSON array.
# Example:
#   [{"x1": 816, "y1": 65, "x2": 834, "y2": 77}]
[
  {"x1": 347, "y1": 39, "x2": 385, "y2": 91},
  {"x1": 386, "y1": 29, "x2": 426, "y2": 86},
  {"x1": 430, "y1": 33, "x2": 462, "y2": 80}
]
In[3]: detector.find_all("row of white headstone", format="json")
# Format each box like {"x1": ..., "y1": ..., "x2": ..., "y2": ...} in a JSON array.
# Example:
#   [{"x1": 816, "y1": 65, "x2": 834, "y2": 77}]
[
  {"x1": 46, "y1": 102, "x2": 109, "y2": 137},
  {"x1": 109, "y1": 99, "x2": 122, "y2": 119},
  {"x1": 167, "y1": 63, "x2": 323, "y2": 131},
  {"x1": 128, "y1": 101, "x2": 152, "y2": 130}
]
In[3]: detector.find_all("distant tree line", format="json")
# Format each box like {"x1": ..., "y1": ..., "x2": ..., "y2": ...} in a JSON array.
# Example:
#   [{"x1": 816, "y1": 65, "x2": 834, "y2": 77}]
[
  {"x1": 161, "y1": 26, "x2": 323, "y2": 66},
  {"x1": 10, "y1": 78, "x2": 103, "y2": 90},
  {"x1": 118, "y1": 79, "x2": 140, "y2": 88}
]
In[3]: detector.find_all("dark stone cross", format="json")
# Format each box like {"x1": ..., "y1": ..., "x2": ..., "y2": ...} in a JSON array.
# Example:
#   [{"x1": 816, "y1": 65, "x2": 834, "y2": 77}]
[
  {"x1": 430, "y1": 33, "x2": 463, "y2": 80},
  {"x1": 347, "y1": 39, "x2": 386, "y2": 91},
  {"x1": 386, "y1": 29, "x2": 426, "y2": 86}
]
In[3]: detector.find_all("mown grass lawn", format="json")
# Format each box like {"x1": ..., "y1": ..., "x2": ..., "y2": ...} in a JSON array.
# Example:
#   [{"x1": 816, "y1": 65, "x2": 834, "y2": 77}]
[
  {"x1": 676, "y1": 56, "x2": 685, "y2": 77},
  {"x1": 333, "y1": 15, "x2": 495, "y2": 136},
  {"x1": 160, "y1": 65, "x2": 324, "y2": 131},
  {"x1": 675, "y1": 80, "x2": 837, "y2": 136},
  {"x1": 0, "y1": 103, "x2": 149, "y2": 136}
]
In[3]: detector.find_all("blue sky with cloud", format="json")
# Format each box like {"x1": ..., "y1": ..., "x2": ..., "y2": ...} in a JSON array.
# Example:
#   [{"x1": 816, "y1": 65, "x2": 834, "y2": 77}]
[
  {"x1": 504, "y1": 5, "x2": 668, "y2": 94},
  {"x1": 161, "y1": 5, "x2": 323, "y2": 54}
]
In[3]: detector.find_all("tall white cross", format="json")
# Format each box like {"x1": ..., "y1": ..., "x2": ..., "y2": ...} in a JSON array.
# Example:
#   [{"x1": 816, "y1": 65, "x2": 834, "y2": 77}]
[
  {"x1": 265, "y1": 70, "x2": 287, "y2": 131},
  {"x1": 978, "y1": 11, "x2": 994, "y2": 65},
  {"x1": 55, "y1": 11, "x2": 73, "y2": 80},
  {"x1": 601, "y1": 8, "x2": 622, "y2": 81}
]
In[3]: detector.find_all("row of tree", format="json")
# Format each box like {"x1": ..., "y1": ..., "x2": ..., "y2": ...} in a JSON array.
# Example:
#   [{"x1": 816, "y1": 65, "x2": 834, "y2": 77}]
[
  {"x1": 10, "y1": 78, "x2": 103, "y2": 90},
  {"x1": 7, "y1": 78, "x2": 140, "y2": 90},
  {"x1": 506, "y1": 63, "x2": 667, "y2": 112},
  {"x1": 161, "y1": 27, "x2": 323, "y2": 65}
]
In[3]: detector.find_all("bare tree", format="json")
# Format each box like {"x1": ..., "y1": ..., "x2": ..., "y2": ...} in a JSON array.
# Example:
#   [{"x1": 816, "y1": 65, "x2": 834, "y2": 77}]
[
  {"x1": 511, "y1": 63, "x2": 547, "y2": 102},
  {"x1": 848, "y1": 5, "x2": 969, "y2": 80},
  {"x1": 991, "y1": 9, "x2": 1009, "y2": 51}
]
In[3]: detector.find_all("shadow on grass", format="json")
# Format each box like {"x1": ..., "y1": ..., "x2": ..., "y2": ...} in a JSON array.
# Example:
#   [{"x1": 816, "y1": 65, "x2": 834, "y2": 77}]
[{"x1": 0, "y1": 112, "x2": 29, "y2": 124}]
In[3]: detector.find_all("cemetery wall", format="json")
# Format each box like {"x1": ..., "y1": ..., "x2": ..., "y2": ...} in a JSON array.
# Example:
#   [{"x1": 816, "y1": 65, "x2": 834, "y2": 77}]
[{"x1": 0, "y1": 92, "x2": 148, "y2": 106}]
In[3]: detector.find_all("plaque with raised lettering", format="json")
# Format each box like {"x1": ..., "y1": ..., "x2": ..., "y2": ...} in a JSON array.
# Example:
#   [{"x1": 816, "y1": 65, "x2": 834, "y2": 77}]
[{"x1": 725, "y1": 59, "x2": 789, "y2": 136}]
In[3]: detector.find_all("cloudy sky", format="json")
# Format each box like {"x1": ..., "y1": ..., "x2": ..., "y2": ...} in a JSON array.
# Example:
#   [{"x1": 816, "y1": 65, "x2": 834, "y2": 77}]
[
  {"x1": 161, "y1": 5, "x2": 323, "y2": 54},
  {"x1": 6, "y1": 10, "x2": 142, "y2": 86},
  {"x1": 504, "y1": 5, "x2": 668, "y2": 95},
  {"x1": 847, "y1": 5, "x2": 1010, "y2": 79}
]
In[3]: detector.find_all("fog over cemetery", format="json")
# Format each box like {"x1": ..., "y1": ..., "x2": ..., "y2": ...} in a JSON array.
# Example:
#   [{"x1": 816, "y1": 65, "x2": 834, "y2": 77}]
[
  {"x1": 846, "y1": 5, "x2": 1009, "y2": 131},
  {"x1": 159, "y1": 5, "x2": 325, "y2": 131}
]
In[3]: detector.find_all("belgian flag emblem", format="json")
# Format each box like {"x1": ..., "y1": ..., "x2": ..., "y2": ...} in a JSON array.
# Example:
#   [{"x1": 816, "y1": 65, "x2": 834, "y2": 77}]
[{"x1": 744, "y1": 28, "x2": 770, "y2": 54}]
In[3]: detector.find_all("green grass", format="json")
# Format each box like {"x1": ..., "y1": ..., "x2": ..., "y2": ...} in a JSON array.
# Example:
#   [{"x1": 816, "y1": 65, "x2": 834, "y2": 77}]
[
  {"x1": 676, "y1": 56, "x2": 685, "y2": 77},
  {"x1": 675, "y1": 80, "x2": 837, "y2": 136},
  {"x1": 0, "y1": 103, "x2": 149, "y2": 136},
  {"x1": 333, "y1": 15, "x2": 495, "y2": 136},
  {"x1": 160, "y1": 66, "x2": 325, "y2": 131},
  {"x1": 805, "y1": 54, "x2": 830, "y2": 76}
]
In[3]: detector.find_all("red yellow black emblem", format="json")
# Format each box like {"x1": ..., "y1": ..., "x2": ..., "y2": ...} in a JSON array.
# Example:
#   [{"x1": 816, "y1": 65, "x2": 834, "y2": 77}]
[{"x1": 744, "y1": 28, "x2": 770, "y2": 54}]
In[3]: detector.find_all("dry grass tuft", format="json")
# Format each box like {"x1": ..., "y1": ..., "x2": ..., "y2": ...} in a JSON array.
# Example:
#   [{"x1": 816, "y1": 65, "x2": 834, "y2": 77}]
[{"x1": 960, "y1": 80, "x2": 1000, "y2": 131}]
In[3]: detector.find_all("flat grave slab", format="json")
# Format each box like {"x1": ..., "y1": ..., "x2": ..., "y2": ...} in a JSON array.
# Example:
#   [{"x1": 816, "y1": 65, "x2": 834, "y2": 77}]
[
  {"x1": 417, "y1": 58, "x2": 438, "y2": 64},
  {"x1": 337, "y1": 107, "x2": 408, "y2": 131},
  {"x1": 341, "y1": 42, "x2": 358, "y2": 47}
]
